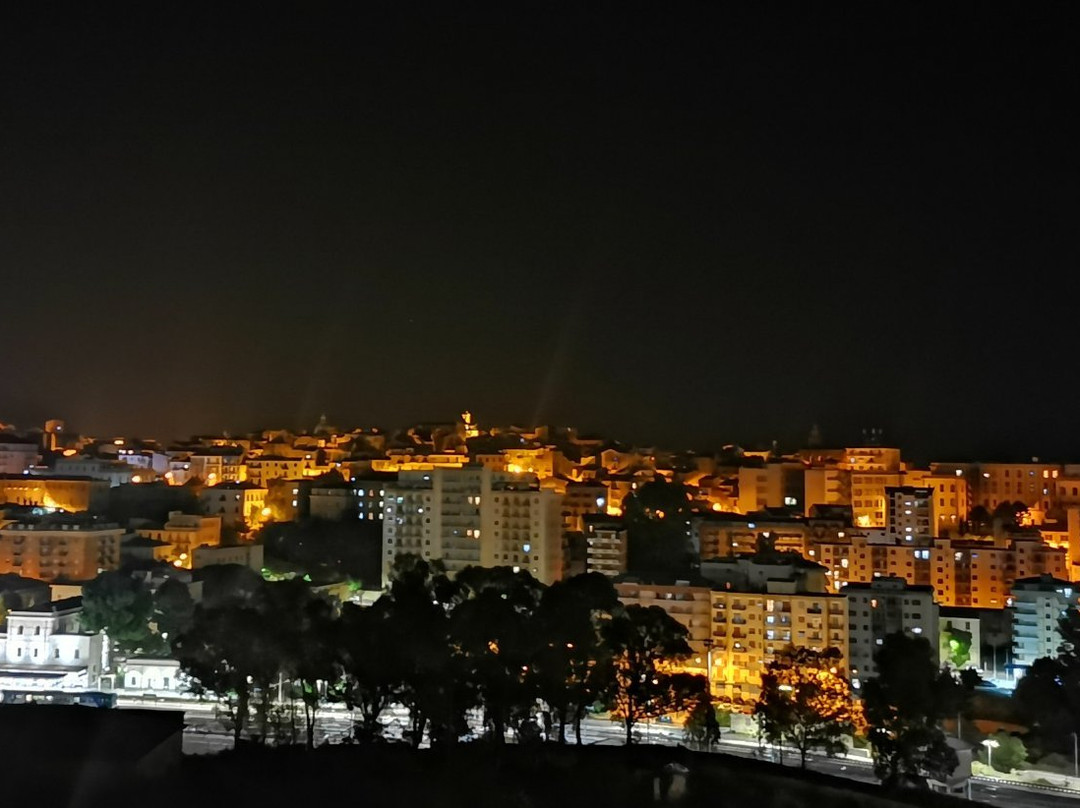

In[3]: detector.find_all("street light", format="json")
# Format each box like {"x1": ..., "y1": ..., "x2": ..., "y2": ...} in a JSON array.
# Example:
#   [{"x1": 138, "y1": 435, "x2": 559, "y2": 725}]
[
  {"x1": 1071, "y1": 732, "x2": 1078, "y2": 779},
  {"x1": 982, "y1": 738, "x2": 1000, "y2": 771}
]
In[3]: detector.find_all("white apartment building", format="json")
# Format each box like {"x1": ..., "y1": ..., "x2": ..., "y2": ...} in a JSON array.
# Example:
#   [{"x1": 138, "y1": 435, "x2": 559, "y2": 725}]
[
  {"x1": 845, "y1": 576, "x2": 939, "y2": 689},
  {"x1": 1011, "y1": 574, "x2": 1079, "y2": 676},
  {"x1": 382, "y1": 466, "x2": 563, "y2": 585},
  {"x1": 0, "y1": 596, "x2": 104, "y2": 690}
]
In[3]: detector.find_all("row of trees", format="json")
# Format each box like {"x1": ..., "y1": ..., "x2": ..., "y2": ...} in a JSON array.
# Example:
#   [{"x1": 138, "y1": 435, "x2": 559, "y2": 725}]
[
  {"x1": 754, "y1": 635, "x2": 969, "y2": 789},
  {"x1": 169, "y1": 556, "x2": 710, "y2": 749}
]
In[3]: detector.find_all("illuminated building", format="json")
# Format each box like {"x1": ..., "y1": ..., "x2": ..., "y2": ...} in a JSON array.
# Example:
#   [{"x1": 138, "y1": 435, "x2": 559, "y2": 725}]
[
  {"x1": 191, "y1": 543, "x2": 264, "y2": 572},
  {"x1": 561, "y1": 481, "x2": 608, "y2": 532},
  {"x1": 371, "y1": 451, "x2": 467, "y2": 472},
  {"x1": 711, "y1": 587, "x2": 848, "y2": 708},
  {"x1": 885, "y1": 486, "x2": 933, "y2": 543},
  {"x1": 0, "y1": 474, "x2": 110, "y2": 513},
  {"x1": 0, "y1": 517, "x2": 123, "y2": 581},
  {"x1": 803, "y1": 467, "x2": 850, "y2": 514},
  {"x1": 0, "y1": 596, "x2": 104, "y2": 689},
  {"x1": 136, "y1": 511, "x2": 222, "y2": 566},
  {"x1": 43, "y1": 419, "x2": 65, "y2": 452},
  {"x1": 198, "y1": 482, "x2": 267, "y2": 531},
  {"x1": 615, "y1": 580, "x2": 712, "y2": 678},
  {"x1": 921, "y1": 472, "x2": 970, "y2": 536},
  {"x1": 812, "y1": 533, "x2": 1067, "y2": 608},
  {"x1": 50, "y1": 456, "x2": 138, "y2": 486},
  {"x1": 845, "y1": 577, "x2": 939, "y2": 689},
  {"x1": 382, "y1": 466, "x2": 564, "y2": 585},
  {"x1": 173, "y1": 446, "x2": 246, "y2": 484},
  {"x1": 246, "y1": 455, "x2": 314, "y2": 486},
  {"x1": 737, "y1": 462, "x2": 805, "y2": 513},
  {"x1": 0, "y1": 437, "x2": 39, "y2": 475},
  {"x1": 1011, "y1": 574, "x2": 1079, "y2": 676},
  {"x1": 969, "y1": 462, "x2": 1061, "y2": 513},
  {"x1": 480, "y1": 481, "x2": 563, "y2": 585},
  {"x1": 692, "y1": 512, "x2": 846, "y2": 561},
  {"x1": 583, "y1": 514, "x2": 627, "y2": 577}
]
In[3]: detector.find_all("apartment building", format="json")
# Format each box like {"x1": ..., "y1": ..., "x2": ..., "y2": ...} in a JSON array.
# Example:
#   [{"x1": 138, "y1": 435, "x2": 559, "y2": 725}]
[
  {"x1": 382, "y1": 466, "x2": 564, "y2": 585},
  {"x1": 0, "y1": 596, "x2": 104, "y2": 690},
  {"x1": 0, "y1": 517, "x2": 123, "y2": 581},
  {"x1": 845, "y1": 577, "x2": 939, "y2": 689},
  {"x1": 583, "y1": 514, "x2": 628, "y2": 577},
  {"x1": 1011, "y1": 574, "x2": 1079, "y2": 675}
]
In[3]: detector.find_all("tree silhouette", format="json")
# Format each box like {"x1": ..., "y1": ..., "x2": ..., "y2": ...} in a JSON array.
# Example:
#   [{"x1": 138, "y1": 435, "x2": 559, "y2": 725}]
[{"x1": 754, "y1": 646, "x2": 855, "y2": 767}]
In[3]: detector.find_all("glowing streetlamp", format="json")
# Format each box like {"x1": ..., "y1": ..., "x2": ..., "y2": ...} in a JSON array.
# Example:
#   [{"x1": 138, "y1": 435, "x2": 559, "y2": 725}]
[{"x1": 981, "y1": 738, "x2": 1000, "y2": 771}]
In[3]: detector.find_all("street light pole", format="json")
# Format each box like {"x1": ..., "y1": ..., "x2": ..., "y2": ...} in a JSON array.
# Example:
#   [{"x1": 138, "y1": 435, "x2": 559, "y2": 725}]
[{"x1": 1072, "y1": 731, "x2": 1078, "y2": 779}]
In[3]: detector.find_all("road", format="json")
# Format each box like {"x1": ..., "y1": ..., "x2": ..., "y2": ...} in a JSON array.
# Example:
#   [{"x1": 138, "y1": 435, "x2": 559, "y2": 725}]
[{"x1": 118, "y1": 696, "x2": 1080, "y2": 806}]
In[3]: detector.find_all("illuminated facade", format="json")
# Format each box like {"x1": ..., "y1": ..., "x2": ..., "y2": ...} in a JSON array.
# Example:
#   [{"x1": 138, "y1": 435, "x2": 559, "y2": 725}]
[
  {"x1": 615, "y1": 580, "x2": 712, "y2": 677},
  {"x1": 710, "y1": 587, "x2": 848, "y2": 708},
  {"x1": 246, "y1": 455, "x2": 315, "y2": 486},
  {"x1": 561, "y1": 481, "x2": 607, "y2": 532},
  {"x1": 0, "y1": 597, "x2": 104, "y2": 689},
  {"x1": 884, "y1": 486, "x2": 933, "y2": 542},
  {"x1": 136, "y1": 511, "x2": 222, "y2": 565},
  {"x1": 382, "y1": 467, "x2": 565, "y2": 585},
  {"x1": 737, "y1": 462, "x2": 805, "y2": 513},
  {"x1": 198, "y1": 482, "x2": 267, "y2": 531},
  {"x1": 0, "y1": 475, "x2": 110, "y2": 514},
  {"x1": 0, "y1": 519, "x2": 123, "y2": 581}
]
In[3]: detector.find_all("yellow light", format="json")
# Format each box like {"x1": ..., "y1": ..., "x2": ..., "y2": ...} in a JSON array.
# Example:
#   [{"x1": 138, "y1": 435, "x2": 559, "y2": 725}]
[
  {"x1": 179, "y1": 553, "x2": 188, "y2": 560},
  {"x1": 132, "y1": 475, "x2": 141, "y2": 483},
  {"x1": 712, "y1": 503, "x2": 723, "y2": 512},
  {"x1": 114, "y1": 439, "x2": 125, "y2": 446},
  {"x1": 261, "y1": 507, "x2": 272, "y2": 517},
  {"x1": 172, "y1": 560, "x2": 183, "y2": 567},
  {"x1": 62, "y1": 449, "x2": 77, "y2": 457}
]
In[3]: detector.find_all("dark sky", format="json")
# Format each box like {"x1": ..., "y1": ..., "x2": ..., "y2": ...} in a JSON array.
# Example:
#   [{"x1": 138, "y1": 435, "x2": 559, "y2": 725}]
[{"x1": 1, "y1": 5, "x2": 1078, "y2": 460}]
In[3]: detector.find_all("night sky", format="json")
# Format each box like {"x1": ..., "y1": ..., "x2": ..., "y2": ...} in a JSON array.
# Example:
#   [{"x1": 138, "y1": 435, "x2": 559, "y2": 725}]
[{"x1": 2, "y1": 6, "x2": 1078, "y2": 460}]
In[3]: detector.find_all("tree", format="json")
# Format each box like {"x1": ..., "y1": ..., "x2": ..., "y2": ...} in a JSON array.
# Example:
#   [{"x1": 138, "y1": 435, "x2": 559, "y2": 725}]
[
  {"x1": 977, "y1": 731, "x2": 1028, "y2": 773},
  {"x1": 450, "y1": 567, "x2": 544, "y2": 745},
  {"x1": 531, "y1": 573, "x2": 621, "y2": 744},
  {"x1": 754, "y1": 646, "x2": 855, "y2": 768},
  {"x1": 174, "y1": 605, "x2": 279, "y2": 744},
  {"x1": 382, "y1": 554, "x2": 467, "y2": 748},
  {"x1": 81, "y1": 571, "x2": 161, "y2": 656},
  {"x1": 600, "y1": 603, "x2": 701, "y2": 744},
  {"x1": 940, "y1": 620, "x2": 973, "y2": 669},
  {"x1": 622, "y1": 480, "x2": 696, "y2": 576},
  {"x1": 153, "y1": 578, "x2": 195, "y2": 650},
  {"x1": 684, "y1": 695, "x2": 723, "y2": 749},
  {"x1": 337, "y1": 599, "x2": 401, "y2": 742},
  {"x1": 862, "y1": 633, "x2": 961, "y2": 789}
]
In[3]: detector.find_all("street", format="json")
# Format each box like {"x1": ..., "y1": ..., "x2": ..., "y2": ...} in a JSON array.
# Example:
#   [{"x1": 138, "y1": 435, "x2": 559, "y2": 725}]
[{"x1": 117, "y1": 696, "x2": 1080, "y2": 807}]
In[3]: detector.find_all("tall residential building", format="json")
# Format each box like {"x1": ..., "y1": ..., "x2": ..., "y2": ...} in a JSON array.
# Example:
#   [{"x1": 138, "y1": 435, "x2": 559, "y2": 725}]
[
  {"x1": 710, "y1": 585, "x2": 848, "y2": 708},
  {"x1": 583, "y1": 514, "x2": 628, "y2": 577},
  {"x1": 845, "y1": 577, "x2": 939, "y2": 690},
  {"x1": 1011, "y1": 574, "x2": 1079, "y2": 676},
  {"x1": 136, "y1": 512, "x2": 222, "y2": 565},
  {"x1": 382, "y1": 466, "x2": 563, "y2": 585},
  {"x1": 0, "y1": 517, "x2": 123, "y2": 581},
  {"x1": 885, "y1": 486, "x2": 933, "y2": 543}
]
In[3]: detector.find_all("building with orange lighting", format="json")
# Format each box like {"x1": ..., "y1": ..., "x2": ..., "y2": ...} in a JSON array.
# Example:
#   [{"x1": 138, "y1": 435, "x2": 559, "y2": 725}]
[
  {"x1": 136, "y1": 511, "x2": 222, "y2": 565},
  {"x1": 0, "y1": 475, "x2": 110, "y2": 513},
  {"x1": 0, "y1": 517, "x2": 123, "y2": 581},
  {"x1": 198, "y1": 482, "x2": 267, "y2": 531}
]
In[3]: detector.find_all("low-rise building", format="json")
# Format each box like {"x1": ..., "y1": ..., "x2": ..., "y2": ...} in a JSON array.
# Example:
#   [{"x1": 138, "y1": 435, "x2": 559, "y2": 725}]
[
  {"x1": 0, "y1": 596, "x2": 104, "y2": 689},
  {"x1": 0, "y1": 474, "x2": 110, "y2": 513},
  {"x1": 191, "y1": 543, "x2": 264, "y2": 572},
  {"x1": 0, "y1": 437, "x2": 39, "y2": 475},
  {"x1": 198, "y1": 482, "x2": 267, "y2": 531},
  {"x1": 136, "y1": 512, "x2": 222, "y2": 565}
]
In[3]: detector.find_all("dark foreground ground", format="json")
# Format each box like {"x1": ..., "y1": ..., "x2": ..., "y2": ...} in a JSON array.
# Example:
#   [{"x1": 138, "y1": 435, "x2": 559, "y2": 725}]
[{"x1": 28, "y1": 742, "x2": 984, "y2": 808}]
